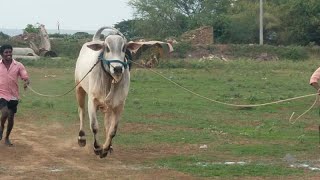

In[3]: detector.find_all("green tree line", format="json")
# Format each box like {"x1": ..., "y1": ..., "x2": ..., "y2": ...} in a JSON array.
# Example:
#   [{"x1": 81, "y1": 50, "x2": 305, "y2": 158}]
[{"x1": 115, "y1": 0, "x2": 320, "y2": 45}]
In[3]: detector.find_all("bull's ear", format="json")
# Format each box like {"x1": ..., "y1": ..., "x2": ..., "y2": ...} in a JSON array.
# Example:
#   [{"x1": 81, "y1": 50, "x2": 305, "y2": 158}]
[
  {"x1": 126, "y1": 42, "x2": 141, "y2": 53},
  {"x1": 87, "y1": 41, "x2": 104, "y2": 51}
]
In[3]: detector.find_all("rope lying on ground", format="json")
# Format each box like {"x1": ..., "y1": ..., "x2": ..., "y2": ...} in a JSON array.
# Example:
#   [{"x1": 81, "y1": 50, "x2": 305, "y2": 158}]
[
  {"x1": 132, "y1": 61, "x2": 318, "y2": 107},
  {"x1": 131, "y1": 61, "x2": 319, "y2": 123},
  {"x1": 148, "y1": 67, "x2": 318, "y2": 107},
  {"x1": 289, "y1": 95, "x2": 319, "y2": 124}
]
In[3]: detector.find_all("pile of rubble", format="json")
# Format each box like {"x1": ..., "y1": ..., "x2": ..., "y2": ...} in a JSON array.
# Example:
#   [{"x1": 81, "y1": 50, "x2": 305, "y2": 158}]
[{"x1": 180, "y1": 26, "x2": 214, "y2": 46}]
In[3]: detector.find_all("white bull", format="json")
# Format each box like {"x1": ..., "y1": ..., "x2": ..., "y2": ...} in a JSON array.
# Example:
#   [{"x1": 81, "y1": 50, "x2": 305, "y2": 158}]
[{"x1": 75, "y1": 26, "x2": 130, "y2": 158}]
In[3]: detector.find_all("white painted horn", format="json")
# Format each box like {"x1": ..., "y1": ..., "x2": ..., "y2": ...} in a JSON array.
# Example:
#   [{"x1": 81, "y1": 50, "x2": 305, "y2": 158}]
[{"x1": 92, "y1": 26, "x2": 126, "y2": 41}]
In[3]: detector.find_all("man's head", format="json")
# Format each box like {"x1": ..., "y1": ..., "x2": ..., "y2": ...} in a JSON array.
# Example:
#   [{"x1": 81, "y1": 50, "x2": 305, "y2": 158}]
[
  {"x1": 0, "y1": 44, "x2": 13, "y2": 61},
  {"x1": 0, "y1": 44, "x2": 13, "y2": 54}
]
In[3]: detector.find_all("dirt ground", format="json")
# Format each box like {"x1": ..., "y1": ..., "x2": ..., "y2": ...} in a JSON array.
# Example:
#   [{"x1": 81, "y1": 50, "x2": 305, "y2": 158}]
[{"x1": 0, "y1": 117, "x2": 201, "y2": 180}]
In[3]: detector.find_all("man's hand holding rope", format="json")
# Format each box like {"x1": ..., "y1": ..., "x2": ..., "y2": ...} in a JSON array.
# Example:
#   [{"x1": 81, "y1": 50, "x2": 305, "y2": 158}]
[{"x1": 24, "y1": 79, "x2": 30, "y2": 90}]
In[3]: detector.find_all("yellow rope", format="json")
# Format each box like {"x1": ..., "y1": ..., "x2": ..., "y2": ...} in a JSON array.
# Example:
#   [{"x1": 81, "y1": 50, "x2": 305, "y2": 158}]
[
  {"x1": 143, "y1": 66, "x2": 318, "y2": 107},
  {"x1": 289, "y1": 95, "x2": 319, "y2": 124},
  {"x1": 26, "y1": 85, "x2": 73, "y2": 97},
  {"x1": 131, "y1": 61, "x2": 319, "y2": 123}
]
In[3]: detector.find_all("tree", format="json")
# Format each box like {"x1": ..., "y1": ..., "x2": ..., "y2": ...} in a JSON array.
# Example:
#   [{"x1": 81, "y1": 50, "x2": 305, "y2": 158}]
[
  {"x1": 114, "y1": 19, "x2": 141, "y2": 40},
  {"x1": 218, "y1": 0, "x2": 259, "y2": 43},
  {"x1": 0, "y1": 32, "x2": 10, "y2": 40},
  {"x1": 128, "y1": 0, "x2": 232, "y2": 39},
  {"x1": 278, "y1": 0, "x2": 320, "y2": 45},
  {"x1": 129, "y1": 0, "x2": 186, "y2": 39},
  {"x1": 128, "y1": 0, "x2": 320, "y2": 45},
  {"x1": 73, "y1": 32, "x2": 91, "y2": 39},
  {"x1": 24, "y1": 24, "x2": 39, "y2": 33}
]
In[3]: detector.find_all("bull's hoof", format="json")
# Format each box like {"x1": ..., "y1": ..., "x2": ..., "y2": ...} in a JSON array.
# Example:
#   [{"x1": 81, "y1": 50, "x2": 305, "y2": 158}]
[
  {"x1": 99, "y1": 150, "x2": 108, "y2": 158},
  {"x1": 99, "y1": 146, "x2": 113, "y2": 158},
  {"x1": 109, "y1": 145, "x2": 113, "y2": 154},
  {"x1": 78, "y1": 137, "x2": 86, "y2": 147},
  {"x1": 93, "y1": 141, "x2": 102, "y2": 155},
  {"x1": 93, "y1": 147, "x2": 102, "y2": 155},
  {"x1": 78, "y1": 131, "x2": 86, "y2": 147}
]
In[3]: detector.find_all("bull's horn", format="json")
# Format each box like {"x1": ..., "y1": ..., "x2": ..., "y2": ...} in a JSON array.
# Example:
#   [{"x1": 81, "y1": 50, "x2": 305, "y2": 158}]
[{"x1": 92, "y1": 26, "x2": 126, "y2": 41}]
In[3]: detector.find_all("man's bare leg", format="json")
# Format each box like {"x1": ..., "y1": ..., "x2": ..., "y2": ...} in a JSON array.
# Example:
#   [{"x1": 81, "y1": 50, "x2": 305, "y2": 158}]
[
  {"x1": 4, "y1": 110, "x2": 14, "y2": 146},
  {"x1": 0, "y1": 107, "x2": 9, "y2": 141}
]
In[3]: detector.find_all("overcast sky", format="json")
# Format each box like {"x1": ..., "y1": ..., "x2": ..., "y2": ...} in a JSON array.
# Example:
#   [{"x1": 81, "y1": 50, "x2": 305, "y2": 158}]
[{"x1": 2, "y1": 0, "x2": 133, "y2": 30}]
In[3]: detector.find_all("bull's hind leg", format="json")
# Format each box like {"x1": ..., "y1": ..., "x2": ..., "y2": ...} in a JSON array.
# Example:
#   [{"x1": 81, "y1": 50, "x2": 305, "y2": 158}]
[
  {"x1": 76, "y1": 86, "x2": 86, "y2": 147},
  {"x1": 88, "y1": 97, "x2": 102, "y2": 155}
]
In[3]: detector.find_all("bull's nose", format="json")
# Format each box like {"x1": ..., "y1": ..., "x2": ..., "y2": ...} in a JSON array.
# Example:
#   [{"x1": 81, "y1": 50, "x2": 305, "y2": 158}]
[{"x1": 114, "y1": 66, "x2": 123, "y2": 74}]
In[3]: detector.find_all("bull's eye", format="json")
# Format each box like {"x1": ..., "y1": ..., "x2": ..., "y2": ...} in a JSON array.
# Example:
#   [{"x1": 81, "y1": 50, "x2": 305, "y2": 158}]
[
  {"x1": 122, "y1": 45, "x2": 126, "y2": 53},
  {"x1": 106, "y1": 46, "x2": 110, "y2": 53}
]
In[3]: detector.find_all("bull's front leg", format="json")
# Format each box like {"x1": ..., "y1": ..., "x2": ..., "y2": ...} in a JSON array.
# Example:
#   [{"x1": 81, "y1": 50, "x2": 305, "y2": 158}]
[
  {"x1": 100, "y1": 105, "x2": 123, "y2": 158},
  {"x1": 88, "y1": 97, "x2": 102, "y2": 155},
  {"x1": 76, "y1": 86, "x2": 86, "y2": 147}
]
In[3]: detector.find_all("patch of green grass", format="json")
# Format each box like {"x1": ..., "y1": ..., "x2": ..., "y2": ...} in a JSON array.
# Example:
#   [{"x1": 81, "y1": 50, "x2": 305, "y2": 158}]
[
  {"x1": 20, "y1": 57, "x2": 76, "y2": 68},
  {"x1": 217, "y1": 144, "x2": 315, "y2": 157},
  {"x1": 156, "y1": 155, "x2": 303, "y2": 177},
  {"x1": 16, "y1": 58, "x2": 320, "y2": 178},
  {"x1": 115, "y1": 128, "x2": 218, "y2": 146}
]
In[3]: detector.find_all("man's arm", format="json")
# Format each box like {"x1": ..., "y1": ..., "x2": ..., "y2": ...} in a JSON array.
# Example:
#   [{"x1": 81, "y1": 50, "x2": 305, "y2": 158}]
[
  {"x1": 18, "y1": 62, "x2": 30, "y2": 90},
  {"x1": 311, "y1": 82, "x2": 320, "y2": 91},
  {"x1": 310, "y1": 67, "x2": 320, "y2": 94}
]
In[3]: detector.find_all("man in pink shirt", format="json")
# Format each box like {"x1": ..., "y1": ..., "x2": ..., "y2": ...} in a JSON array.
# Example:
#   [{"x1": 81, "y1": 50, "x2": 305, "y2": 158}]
[
  {"x1": 310, "y1": 67, "x2": 320, "y2": 92},
  {"x1": 0, "y1": 44, "x2": 29, "y2": 146}
]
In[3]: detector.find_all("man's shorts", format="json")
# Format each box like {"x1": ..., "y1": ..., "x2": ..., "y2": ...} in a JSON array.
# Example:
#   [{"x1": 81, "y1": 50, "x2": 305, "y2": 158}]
[{"x1": 0, "y1": 98, "x2": 19, "y2": 113}]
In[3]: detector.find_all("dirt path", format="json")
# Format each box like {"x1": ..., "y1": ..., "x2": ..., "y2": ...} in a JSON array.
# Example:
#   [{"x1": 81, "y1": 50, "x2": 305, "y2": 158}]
[{"x1": 0, "y1": 118, "x2": 199, "y2": 180}]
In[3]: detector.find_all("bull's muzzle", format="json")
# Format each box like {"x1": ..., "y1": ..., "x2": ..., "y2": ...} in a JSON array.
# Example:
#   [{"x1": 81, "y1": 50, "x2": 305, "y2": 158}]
[
  {"x1": 114, "y1": 66, "x2": 123, "y2": 74},
  {"x1": 111, "y1": 65, "x2": 124, "y2": 83}
]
